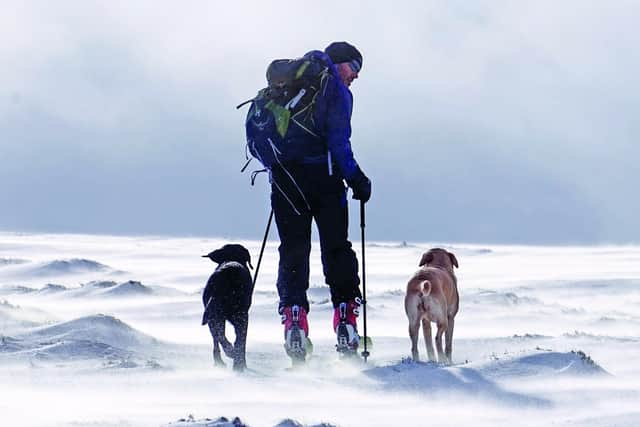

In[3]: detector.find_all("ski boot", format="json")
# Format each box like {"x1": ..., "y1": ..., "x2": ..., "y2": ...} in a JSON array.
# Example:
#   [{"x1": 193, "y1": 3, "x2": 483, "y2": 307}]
[
  {"x1": 334, "y1": 298, "x2": 361, "y2": 357},
  {"x1": 281, "y1": 305, "x2": 309, "y2": 365}
]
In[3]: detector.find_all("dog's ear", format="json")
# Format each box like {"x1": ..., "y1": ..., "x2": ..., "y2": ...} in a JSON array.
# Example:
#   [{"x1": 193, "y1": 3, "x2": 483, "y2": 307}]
[
  {"x1": 448, "y1": 252, "x2": 459, "y2": 268},
  {"x1": 419, "y1": 251, "x2": 433, "y2": 267},
  {"x1": 242, "y1": 247, "x2": 254, "y2": 269}
]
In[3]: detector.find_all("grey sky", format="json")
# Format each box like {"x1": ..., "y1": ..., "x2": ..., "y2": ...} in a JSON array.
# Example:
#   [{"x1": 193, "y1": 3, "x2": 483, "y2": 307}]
[{"x1": 1, "y1": 1, "x2": 638, "y2": 244}]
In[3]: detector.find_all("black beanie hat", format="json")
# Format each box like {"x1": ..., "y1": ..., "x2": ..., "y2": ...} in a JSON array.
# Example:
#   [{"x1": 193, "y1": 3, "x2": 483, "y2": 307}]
[{"x1": 325, "y1": 41, "x2": 363, "y2": 71}]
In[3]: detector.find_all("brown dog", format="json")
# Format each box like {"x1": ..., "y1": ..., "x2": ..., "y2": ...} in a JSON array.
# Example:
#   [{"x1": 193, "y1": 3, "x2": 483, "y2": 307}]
[{"x1": 404, "y1": 248, "x2": 459, "y2": 364}]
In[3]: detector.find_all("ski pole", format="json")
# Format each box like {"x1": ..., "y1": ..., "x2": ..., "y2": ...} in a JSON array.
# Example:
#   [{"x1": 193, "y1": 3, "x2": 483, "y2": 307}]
[
  {"x1": 360, "y1": 200, "x2": 370, "y2": 362},
  {"x1": 253, "y1": 209, "x2": 274, "y2": 287}
]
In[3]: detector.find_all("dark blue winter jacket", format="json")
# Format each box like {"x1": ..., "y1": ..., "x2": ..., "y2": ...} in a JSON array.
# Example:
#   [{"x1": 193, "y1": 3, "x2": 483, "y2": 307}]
[{"x1": 287, "y1": 50, "x2": 360, "y2": 181}]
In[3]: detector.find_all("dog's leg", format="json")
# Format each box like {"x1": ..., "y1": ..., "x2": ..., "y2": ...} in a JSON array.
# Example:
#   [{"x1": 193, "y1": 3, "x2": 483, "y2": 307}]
[
  {"x1": 435, "y1": 321, "x2": 448, "y2": 364},
  {"x1": 445, "y1": 315, "x2": 455, "y2": 365},
  {"x1": 210, "y1": 313, "x2": 234, "y2": 358},
  {"x1": 220, "y1": 336, "x2": 234, "y2": 358},
  {"x1": 405, "y1": 294, "x2": 423, "y2": 361},
  {"x1": 408, "y1": 317, "x2": 421, "y2": 361},
  {"x1": 208, "y1": 321, "x2": 226, "y2": 367},
  {"x1": 421, "y1": 318, "x2": 436, "y2": 362},
  {"x1": 229, "y1": 312, "x2": 248, "y2": 372}
]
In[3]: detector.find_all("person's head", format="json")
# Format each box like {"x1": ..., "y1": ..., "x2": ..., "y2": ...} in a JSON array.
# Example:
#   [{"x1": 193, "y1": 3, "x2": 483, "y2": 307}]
[{"x1": 325, "y1": 41, "x2": 362, "y2": 87}]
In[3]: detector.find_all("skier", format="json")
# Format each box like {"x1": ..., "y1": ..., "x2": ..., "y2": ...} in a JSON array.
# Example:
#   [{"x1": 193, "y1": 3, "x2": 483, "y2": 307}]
[{"x1": 267, "y1": 41, "x2": 371, "y2": 362}]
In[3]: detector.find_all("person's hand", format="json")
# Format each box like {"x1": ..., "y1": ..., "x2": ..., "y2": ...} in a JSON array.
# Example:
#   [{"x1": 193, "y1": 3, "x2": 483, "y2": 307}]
[{"x1": 348, "y1": 168, "x2": 371, "y2": 203}]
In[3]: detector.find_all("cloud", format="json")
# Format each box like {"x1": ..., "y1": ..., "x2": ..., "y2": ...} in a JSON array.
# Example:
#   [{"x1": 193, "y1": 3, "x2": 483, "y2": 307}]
[{"x1": 1, "y1": 1, "x2": 638, "y2": 242}]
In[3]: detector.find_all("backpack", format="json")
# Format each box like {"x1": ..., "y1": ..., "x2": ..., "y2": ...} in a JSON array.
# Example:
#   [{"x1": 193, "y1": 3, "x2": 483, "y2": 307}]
[{"x1": 241, "y1": 51, "x2": 330, "y2": 169}]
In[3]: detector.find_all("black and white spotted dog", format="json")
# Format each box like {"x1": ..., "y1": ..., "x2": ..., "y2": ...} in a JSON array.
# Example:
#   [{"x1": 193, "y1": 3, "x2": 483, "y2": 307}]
[{"x1": 201, "y1": 244, "x2": 254, "y2": 371}]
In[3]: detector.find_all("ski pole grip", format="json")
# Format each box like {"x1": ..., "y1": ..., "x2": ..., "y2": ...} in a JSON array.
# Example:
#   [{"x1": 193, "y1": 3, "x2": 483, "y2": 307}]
[{"x1": 360, "y1": 200, "x2": 365, "y2": 228}]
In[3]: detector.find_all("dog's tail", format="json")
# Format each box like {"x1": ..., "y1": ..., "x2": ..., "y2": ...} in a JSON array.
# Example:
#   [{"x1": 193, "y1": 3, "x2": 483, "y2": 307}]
[{"x1": 420, "y1": 280, "x2": 432, "y2": 298}]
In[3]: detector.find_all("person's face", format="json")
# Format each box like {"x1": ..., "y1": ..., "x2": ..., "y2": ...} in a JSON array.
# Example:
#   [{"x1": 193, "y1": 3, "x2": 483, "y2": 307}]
[{"x1": 336, "y1": 62, "x2": 359, "y2": 87}]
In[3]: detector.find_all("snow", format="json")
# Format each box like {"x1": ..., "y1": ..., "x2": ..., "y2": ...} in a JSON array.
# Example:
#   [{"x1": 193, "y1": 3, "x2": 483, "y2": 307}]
[
  {"x1": 0, "y1": 298, "x2": 55, "y2": 331},
  {"x1": 1, "y1": 231, "x2": 640, "y2": 426},
  {"x1": 0, "y1": 257, "x2": 28, "y2": 266},
  {"x1": 22, "y1": 258, "x2": 114, "y2": 277}
]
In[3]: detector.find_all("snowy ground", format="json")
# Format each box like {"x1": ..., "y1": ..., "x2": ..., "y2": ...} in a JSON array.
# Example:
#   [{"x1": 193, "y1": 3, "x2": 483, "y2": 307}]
[{"x1": 1, "y1": 231, "x2": 640, "y2": 426}]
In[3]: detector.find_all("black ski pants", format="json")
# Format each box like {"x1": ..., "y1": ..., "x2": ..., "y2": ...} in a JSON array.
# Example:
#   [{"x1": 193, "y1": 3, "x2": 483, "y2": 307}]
[{"x1": 270, "y1": 163, "x2": 361, "y2": 314}]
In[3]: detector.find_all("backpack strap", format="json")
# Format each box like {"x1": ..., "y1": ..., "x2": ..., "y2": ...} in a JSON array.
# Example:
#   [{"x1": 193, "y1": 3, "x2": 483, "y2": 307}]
[{"x1": 236, "y1": 98, "x2": 254, "y2": 109}]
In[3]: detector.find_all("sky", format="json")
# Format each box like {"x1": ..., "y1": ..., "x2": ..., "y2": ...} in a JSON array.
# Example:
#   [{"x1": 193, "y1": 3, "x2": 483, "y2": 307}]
[{"x1": 1, "y1": 0, "x2": 638, "y2": 244}]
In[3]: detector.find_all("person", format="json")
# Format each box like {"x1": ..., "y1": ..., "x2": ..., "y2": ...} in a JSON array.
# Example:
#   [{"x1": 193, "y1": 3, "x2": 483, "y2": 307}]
[{"x1": 270, "y1": 41, "x2": 371, "y2": 361}]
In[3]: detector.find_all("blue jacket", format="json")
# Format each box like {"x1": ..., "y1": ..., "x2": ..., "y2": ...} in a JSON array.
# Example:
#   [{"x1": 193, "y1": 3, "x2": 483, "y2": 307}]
[{"x1": 286, "y1": 50, "x2": 360, "y2": 181}]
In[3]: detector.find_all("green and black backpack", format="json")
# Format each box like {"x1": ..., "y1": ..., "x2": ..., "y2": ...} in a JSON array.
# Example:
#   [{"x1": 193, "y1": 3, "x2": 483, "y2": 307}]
[{"x1": 241, "y1": 51, "x2": 331, "y2": 168}]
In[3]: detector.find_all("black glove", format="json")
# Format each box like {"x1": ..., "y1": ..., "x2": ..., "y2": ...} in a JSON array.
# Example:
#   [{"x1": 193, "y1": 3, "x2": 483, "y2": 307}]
[{"x1": 347, "y1": 167, "x2": 371, "y2": 203}]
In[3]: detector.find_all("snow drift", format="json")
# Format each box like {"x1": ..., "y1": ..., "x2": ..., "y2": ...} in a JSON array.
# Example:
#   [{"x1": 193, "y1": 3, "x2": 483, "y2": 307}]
[
  {"x1": 26, "y1": 314, "x2": 160, "y2": 350},
  {"x1": 1, "y1": 280, "x2": 184, "y2": 299},
  {"x1": 0, "y1": 314, "x2": 165, "y2": 369},
  {"x1": 365, "y1": 350, "x2": 607, "y2": 407},
  {"x1": 0, "y1": 299, "x2": 53, "y2": 332},
  {"x1": 31, "y1": 259, "x2": 113, "y2": 275},
  {"x1": 0, "y1": 257, "x2": 28, "y2": 266},
  {"x1": 164, "y1": 415, "x2": 336, "y2": 427}
]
